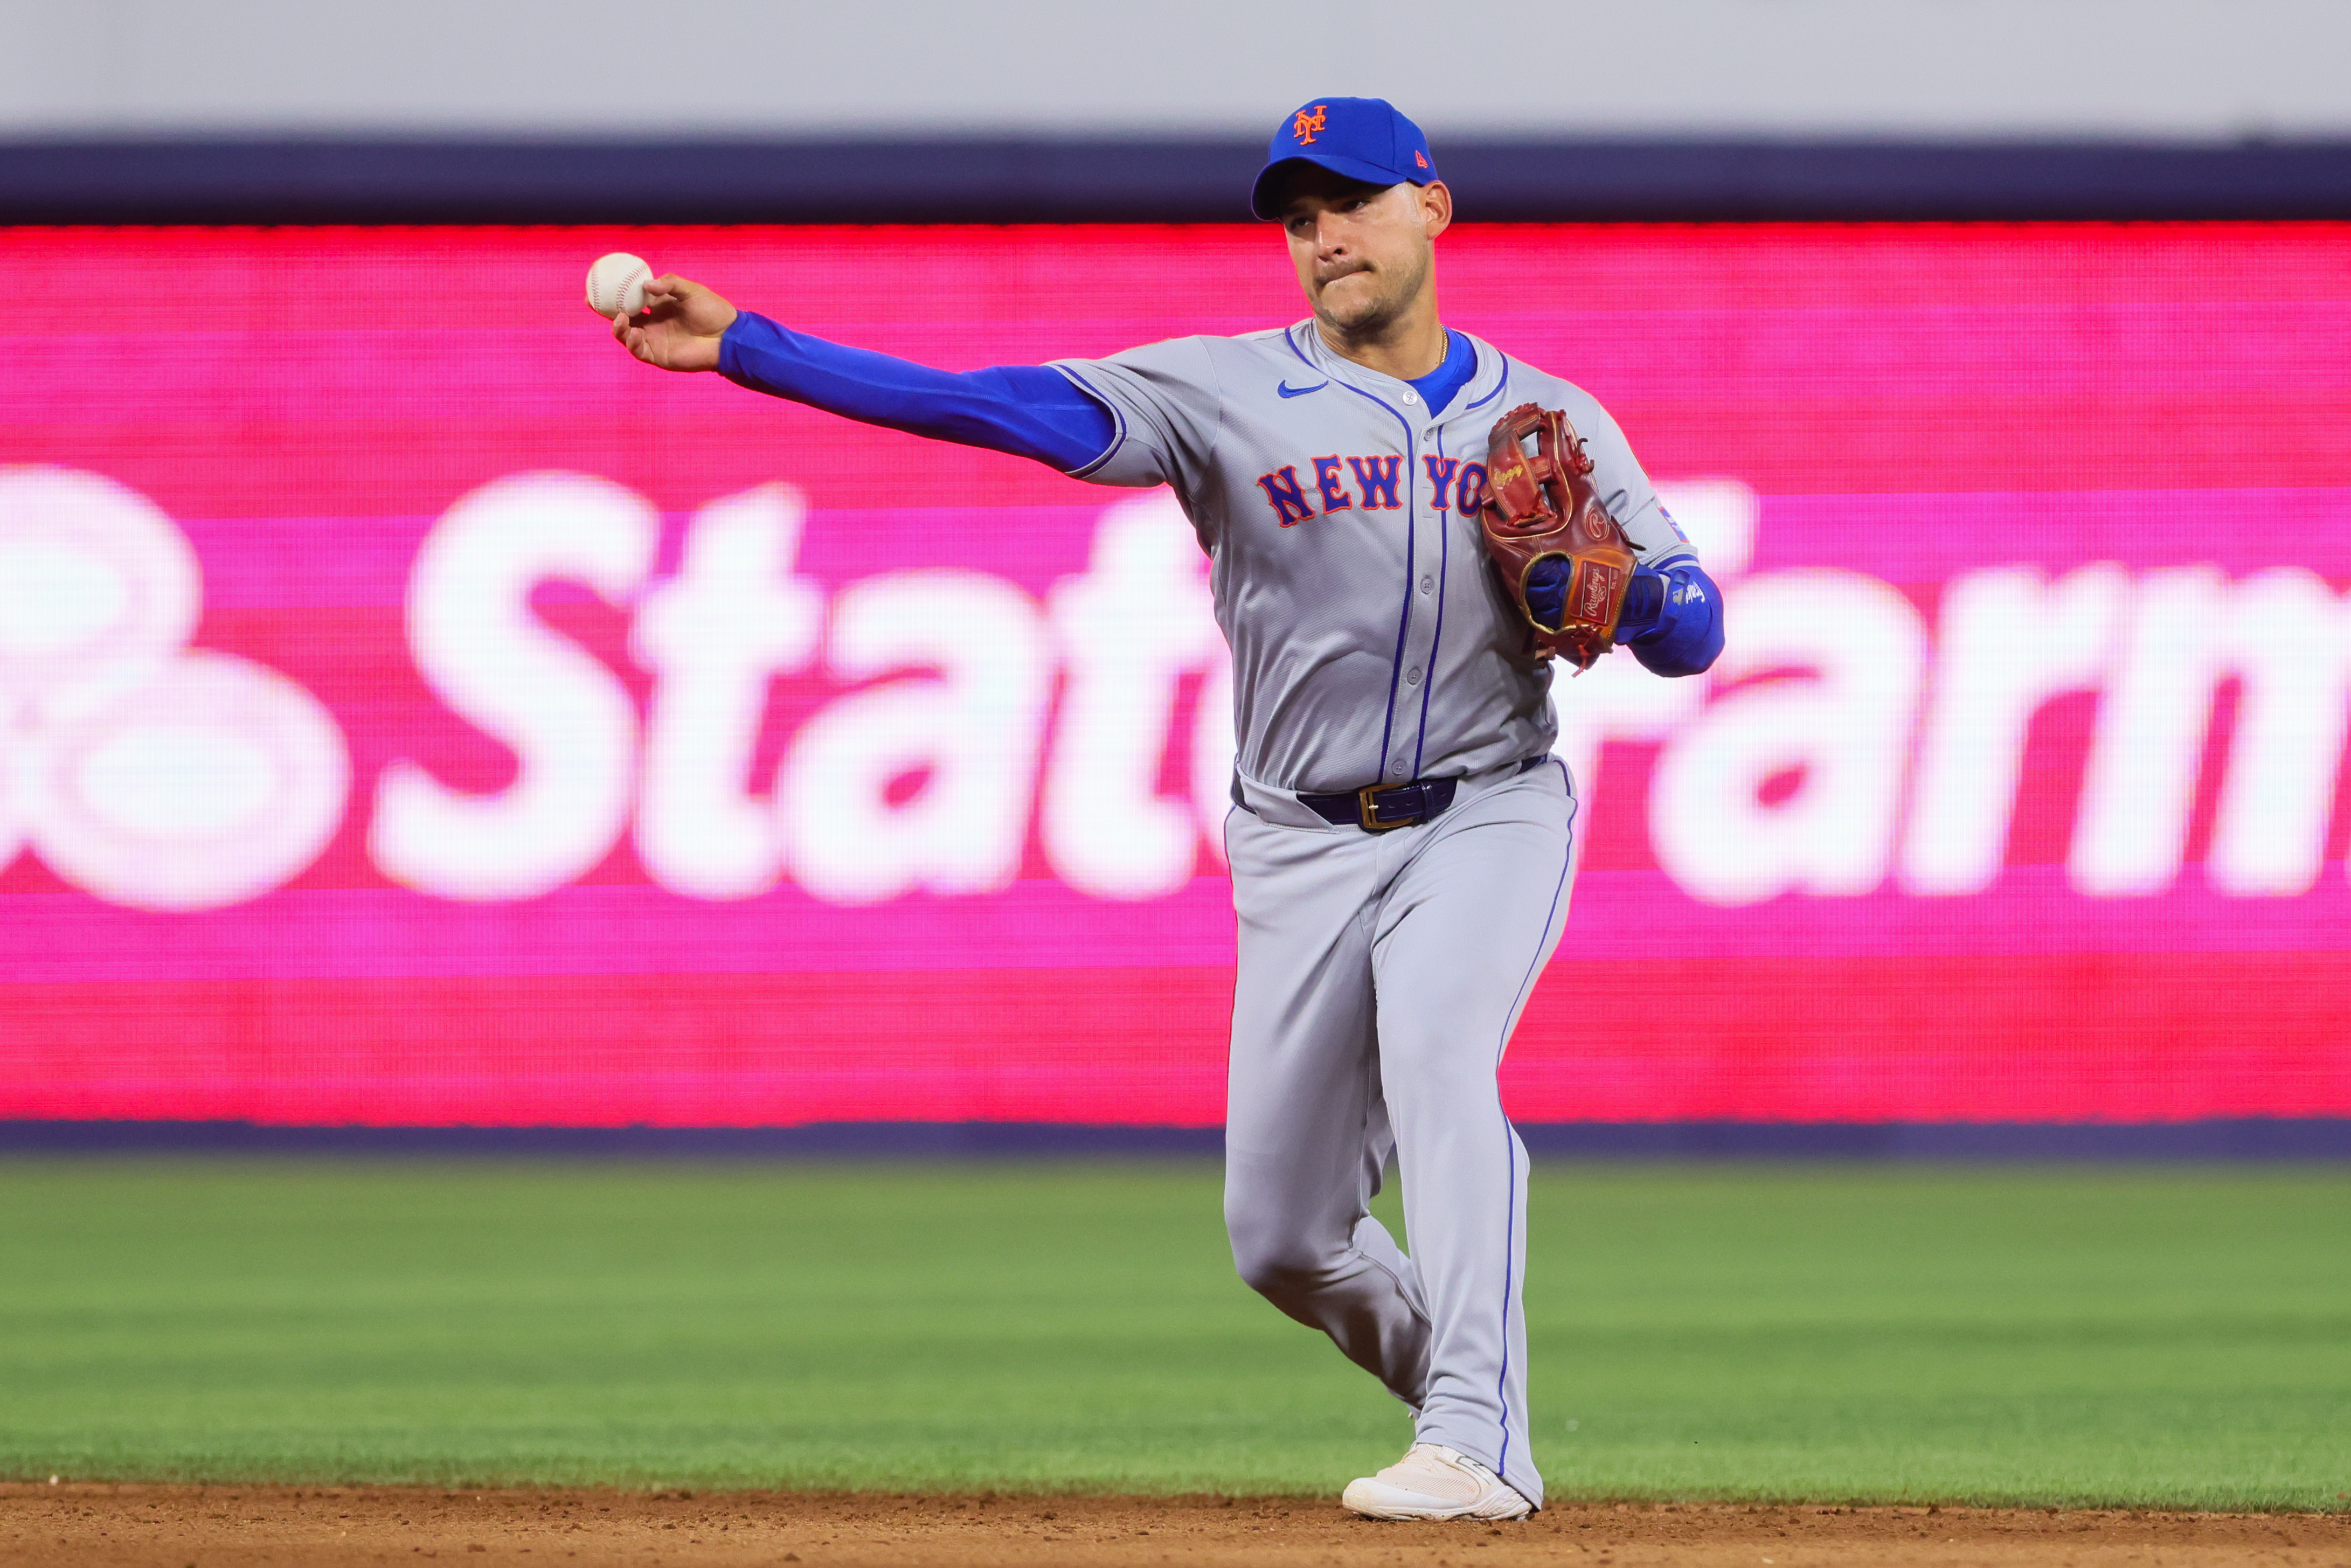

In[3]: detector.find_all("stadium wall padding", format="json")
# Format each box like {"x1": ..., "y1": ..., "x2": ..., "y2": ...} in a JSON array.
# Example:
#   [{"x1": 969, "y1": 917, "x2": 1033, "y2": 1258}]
[{"x1": 3, "y1": 137, "x2": 2350, "y2": 224}]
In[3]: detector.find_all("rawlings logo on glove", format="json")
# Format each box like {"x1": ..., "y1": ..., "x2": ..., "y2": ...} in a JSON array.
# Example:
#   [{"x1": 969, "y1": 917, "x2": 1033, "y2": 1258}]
[{"x1": 1477, "y1": 403, "x2": 1637, "y2": 671}]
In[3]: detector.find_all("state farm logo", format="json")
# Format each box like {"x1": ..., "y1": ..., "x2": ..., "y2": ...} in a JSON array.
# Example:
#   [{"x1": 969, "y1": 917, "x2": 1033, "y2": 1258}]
[
  {"x1": 367, "y1": 473, "x2": 1233, "y2": 907},
  {"x1": 8, "y1": 464, "x2": 2346, "y2": 916},
  {"x1": 0, "y1": 467, "x2": 349, "y2": 910},
  {"x1": 0, "y1": 466, "x2": 1237, "y2": 914}
]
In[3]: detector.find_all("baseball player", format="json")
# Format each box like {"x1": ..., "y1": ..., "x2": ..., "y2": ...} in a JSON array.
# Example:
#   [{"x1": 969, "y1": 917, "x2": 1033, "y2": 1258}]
[{"x1": 611, "y1": 96, "x2": 1723, "y2": 1521}]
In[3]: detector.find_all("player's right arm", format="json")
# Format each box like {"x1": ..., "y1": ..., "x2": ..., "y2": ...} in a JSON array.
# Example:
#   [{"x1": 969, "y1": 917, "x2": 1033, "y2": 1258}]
[
  {"x1": 613, "y1": 274, "x2": 1118, "y2": 475},
  {"x1": 612, "y1": 275, "x2": 738, "y2": 372}
]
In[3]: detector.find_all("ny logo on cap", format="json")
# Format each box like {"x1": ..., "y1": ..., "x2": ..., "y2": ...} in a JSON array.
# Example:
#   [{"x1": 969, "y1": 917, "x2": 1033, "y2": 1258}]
[{"x1": 1292, "y1": 105, "x2": 1328, "y2": 144}]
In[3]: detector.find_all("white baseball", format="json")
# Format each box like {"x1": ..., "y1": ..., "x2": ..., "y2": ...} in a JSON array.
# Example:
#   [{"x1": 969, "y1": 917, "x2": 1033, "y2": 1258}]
[{"x1": 586, "y1": 252, "x2": 651, "y2": 318}]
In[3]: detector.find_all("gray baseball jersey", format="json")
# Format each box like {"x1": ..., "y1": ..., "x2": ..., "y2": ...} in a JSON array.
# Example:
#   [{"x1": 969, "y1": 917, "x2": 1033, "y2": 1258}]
[{"x1": 1055, "y1": 321, "x2": 1696, "y2": 796}]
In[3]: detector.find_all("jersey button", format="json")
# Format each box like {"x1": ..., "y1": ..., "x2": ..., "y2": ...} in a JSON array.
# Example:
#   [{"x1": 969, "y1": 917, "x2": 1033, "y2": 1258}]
[
  {"x1": 1419, "y1": 575, "x2": 1434, "y2": 594},
  {"x1": 1400, "y1": 390, "x2": 1419, "y2": 405},
  {"x1": 1405, "y1": 665, "x2": 1423, "y2": 685},
  {"x1": 1389, "y1": 760, "x2": 1409, "y2": 778}
]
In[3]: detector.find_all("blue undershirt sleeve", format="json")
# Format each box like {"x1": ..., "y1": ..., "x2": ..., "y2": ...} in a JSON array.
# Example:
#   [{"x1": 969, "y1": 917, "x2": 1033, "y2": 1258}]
[
  {"x1": 1615, "y1": 561, "x2": 1725, "y2": 677},
  {"x1": 715, "y1": 310, "x2": 1118, "y2": 474},
  {"x1": 1521, "y1": 557, "x2": 1723, "y2": 676}
]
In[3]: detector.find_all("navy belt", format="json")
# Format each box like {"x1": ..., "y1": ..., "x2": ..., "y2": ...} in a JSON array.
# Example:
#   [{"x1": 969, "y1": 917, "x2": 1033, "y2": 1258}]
[
  {"x1": 1300, "y1": 776, "x2": 1460, "y2": 834},
  {"x1": 1295, "y1": 757, "x2": 1547, "y2": 834}
]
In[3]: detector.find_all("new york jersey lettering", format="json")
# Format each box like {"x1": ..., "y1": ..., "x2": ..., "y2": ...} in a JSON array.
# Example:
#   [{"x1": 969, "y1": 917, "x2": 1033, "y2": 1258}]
[
  {"x1": 1421, "y1": 455, "x2": 1459, "y2": 512},
  {"x1": 1256, "y1": 465, "x2": 1316, "y2": 526},
  {"x1": 1454, "y1": 462, "x2": 1488, "y2": 516},
  {"x1": 1312, "y1": 456, "x2": 1354, "y2": 514},
  {"x1": 1345, "y1": 455, "x2": 1404, "y2": 510}
]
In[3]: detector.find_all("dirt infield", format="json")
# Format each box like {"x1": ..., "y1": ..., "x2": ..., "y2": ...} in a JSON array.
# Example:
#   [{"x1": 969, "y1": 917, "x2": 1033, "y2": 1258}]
[{"x1": 3, "y1": 1484, "x2": 2345, "y2": 1567}]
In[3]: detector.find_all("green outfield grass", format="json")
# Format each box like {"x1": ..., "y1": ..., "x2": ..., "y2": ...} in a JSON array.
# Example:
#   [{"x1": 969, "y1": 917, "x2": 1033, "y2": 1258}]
[{"x1": 0, "y1": 1158, "x2": 2345, "y2": 1509}]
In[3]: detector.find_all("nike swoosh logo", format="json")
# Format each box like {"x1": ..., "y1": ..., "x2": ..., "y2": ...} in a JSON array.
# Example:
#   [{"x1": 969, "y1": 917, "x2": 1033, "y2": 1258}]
[{"x1": 1277, "y1": 380, "x2": 1328, "y2": 398}]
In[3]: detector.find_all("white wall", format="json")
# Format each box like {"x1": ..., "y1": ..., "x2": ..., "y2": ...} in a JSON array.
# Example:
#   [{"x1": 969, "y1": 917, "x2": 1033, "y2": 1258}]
[{"x1": 4, "y1": 0, "x2": 2346, "y2": 141}]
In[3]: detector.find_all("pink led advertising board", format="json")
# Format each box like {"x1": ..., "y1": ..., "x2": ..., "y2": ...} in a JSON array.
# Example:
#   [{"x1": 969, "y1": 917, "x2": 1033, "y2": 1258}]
[{"x1": 1, "y1": 223, "x2": 2345, "y2": 1127}]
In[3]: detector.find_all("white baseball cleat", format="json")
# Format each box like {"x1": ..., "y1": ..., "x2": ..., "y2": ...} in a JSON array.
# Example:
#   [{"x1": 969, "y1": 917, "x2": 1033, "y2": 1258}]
[{"x1": 1341, "y1": 1442, "x2": 1534, "y2": 1521}]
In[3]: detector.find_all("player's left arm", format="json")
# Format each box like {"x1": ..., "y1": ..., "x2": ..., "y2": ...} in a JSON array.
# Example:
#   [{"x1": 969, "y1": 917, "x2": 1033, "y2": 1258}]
[
  {"x1": 1612, "y1": 560, "x2": 1724, "y2": 677},
  {"x1": 1572, "y1": 396, "x2": 1725, "y2": 678}
]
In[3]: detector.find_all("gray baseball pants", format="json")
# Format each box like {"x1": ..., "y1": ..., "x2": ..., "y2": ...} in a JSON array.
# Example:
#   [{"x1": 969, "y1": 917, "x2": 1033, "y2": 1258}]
[{"x1": 1221, "y1": 758, "x2": 1577, "y2": 1509}]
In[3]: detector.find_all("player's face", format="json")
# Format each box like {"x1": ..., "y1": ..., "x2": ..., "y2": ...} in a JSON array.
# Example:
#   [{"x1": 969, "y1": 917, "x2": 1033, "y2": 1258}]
[{"x1": 1279, "y1": 171, "x2": 1451, "y2": 337}]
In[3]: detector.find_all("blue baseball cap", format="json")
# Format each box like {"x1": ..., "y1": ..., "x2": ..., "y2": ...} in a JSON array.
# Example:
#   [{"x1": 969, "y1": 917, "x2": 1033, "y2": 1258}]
[{"x1": 1250, "y1": 97, "x2": 1439, "y2": 221}]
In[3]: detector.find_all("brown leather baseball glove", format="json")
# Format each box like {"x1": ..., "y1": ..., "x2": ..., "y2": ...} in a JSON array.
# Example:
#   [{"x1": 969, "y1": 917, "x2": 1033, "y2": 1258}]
[{"x1": 1478, "y1": 402, "x2": 1638, "y2": 671}]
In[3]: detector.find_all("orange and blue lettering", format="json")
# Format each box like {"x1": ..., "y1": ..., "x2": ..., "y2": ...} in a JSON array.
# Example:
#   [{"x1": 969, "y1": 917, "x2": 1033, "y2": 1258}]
[
  {"x1": 1257, "y1": 464, "x2": 1316, "y2": 526},
  {"x1": 1313, "y1": 456, "x2": 1354, "y2": 513},
  {"x1": 1346, "y1": 455, "x2": 1403, "y2": 510},
  {"x1": 1455, "y1": 462, "x2": 1488, "y2": 516},
  {"x1": 1421, "y1": 455, "x2": 1459, "y2": 512}
]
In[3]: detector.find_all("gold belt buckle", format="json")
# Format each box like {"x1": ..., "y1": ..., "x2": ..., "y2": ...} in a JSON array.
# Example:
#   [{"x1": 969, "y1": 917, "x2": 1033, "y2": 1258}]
[{"x1": 1357, "y1": 782, "x2": 1416, "y2": 833}]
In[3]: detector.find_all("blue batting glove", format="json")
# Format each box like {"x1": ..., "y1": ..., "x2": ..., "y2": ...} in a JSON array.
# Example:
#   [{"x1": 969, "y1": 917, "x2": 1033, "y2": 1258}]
[
  {"x1": 1524, "y1": 557, "x2": 1571, "y2": 630},
  {"x1": 1614, "y1": 564, "x2": 1668, "y2": 641}
]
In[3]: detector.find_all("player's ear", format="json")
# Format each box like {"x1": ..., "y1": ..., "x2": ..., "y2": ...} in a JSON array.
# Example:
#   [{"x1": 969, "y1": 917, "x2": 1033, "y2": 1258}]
[{"x1": 1418, "y1": 181, "x2": 1453, "y2": 242}]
